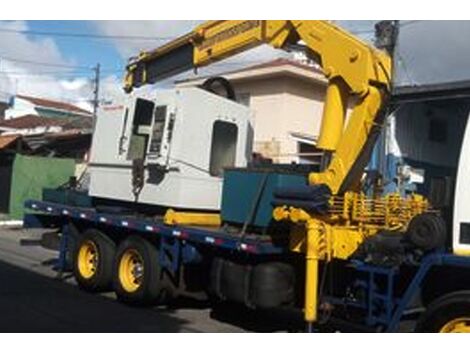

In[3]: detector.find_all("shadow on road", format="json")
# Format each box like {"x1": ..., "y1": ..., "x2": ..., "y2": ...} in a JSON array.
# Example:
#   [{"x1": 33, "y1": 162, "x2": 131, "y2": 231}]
[
  {"x1": 0, "y1": 256, "x2": 303, "y2": 332},
  {"x1": 0, "y1": 259, "x2": 195, "y2": 332}
]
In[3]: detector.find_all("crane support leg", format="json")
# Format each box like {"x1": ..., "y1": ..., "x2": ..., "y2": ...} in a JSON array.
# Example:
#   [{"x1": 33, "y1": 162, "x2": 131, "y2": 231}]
[{"x1": 304, "y1": 219, "x2": 323, "y2": 326}]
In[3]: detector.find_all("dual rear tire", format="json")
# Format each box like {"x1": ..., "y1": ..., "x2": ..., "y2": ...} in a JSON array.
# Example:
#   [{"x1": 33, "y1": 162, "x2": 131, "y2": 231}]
[
  {"x1": 73, "y1": 230, "x2": 173, "y2": 305},
  {"x1": 114, "y1": 236, "x2": 173, "y2": 305},
  {"x1": 73, "y1": 229, "x2": 115, "y2": 292}
]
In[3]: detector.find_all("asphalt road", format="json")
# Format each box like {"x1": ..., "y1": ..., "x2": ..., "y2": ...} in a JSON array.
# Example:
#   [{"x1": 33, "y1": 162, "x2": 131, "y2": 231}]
[{"x1": 0, "y1": 228, "x2": 304, "y2": 333}]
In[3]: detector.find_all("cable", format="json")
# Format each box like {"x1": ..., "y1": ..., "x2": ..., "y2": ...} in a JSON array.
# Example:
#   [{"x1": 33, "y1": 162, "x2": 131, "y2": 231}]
[
  {"x1": 0, "y1": 69, "x2": 123, "y2": 77},
  {"x1": 0, "y1": 27, "x2": 175, "y2": 41},
  {"x1": 0, "y1": 21, "x2": 422, "y2": 43},
  {"x1": 0, "y1": 55, "x2": 91, "y2": 69}
]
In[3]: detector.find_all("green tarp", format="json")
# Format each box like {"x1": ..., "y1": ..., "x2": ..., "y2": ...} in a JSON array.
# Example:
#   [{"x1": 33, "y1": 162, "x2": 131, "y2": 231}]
[{"x1": 8, "y1": 154, "x2": 75, "y2": 220}]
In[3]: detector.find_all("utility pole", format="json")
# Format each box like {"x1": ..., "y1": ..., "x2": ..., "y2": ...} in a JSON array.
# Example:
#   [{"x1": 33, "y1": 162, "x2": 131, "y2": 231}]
[{"x1": 92, "y1": 63, "x2": 101, "y2": 129}]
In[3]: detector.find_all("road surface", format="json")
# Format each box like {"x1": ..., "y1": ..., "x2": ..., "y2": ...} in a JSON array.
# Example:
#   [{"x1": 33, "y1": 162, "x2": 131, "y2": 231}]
[{"x1": 0, "y1": 228, "x2": 303, "y2": 332}]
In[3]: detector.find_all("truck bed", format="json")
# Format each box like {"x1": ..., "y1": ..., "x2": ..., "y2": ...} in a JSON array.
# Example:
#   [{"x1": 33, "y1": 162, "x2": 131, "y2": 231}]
[{"x1": 24, "y1": 199, "x2": 286, "y2": 255}]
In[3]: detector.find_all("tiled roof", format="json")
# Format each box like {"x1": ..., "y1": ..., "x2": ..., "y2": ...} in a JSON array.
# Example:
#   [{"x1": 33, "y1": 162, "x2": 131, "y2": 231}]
[
  {"x1": 17, "y1": 94, "x2": 92, "y2": 116},
  {"x1": 0, "y1": 115, "x2": 68, "y2": 129}
]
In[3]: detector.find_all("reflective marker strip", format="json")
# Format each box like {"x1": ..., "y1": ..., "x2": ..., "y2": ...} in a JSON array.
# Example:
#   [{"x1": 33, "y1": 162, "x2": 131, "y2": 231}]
[
  {"x1": 31, "y1": 204, "x2": 37, "y2": 209},
  {"x1": 46, "y1": 207, "x2": 53, "y2": 212},
  {"x1": 122, "y1": 221, "x2": 129, "y2": 227},
  {"x1": 145, "y1": 225, "x2": 154, "y2": 231},
  {"x1": 99, "y1": 217, "x2": 107, "y2": 223},
  {"x1": 204, "y1": 237, "x2": 224, "y2": 245},
  {"x1": 205, "y1": 236, "x2": 215, "y2": 244},
  {"x1": 62, "y1": 210, "x2": 69, "y2": 215},
  {"x1": 80, "y1": 213, "x2": 87, "y2": 219},
  {"x1": 240, "y1": 243, "x2": 256, "y2": 252}
]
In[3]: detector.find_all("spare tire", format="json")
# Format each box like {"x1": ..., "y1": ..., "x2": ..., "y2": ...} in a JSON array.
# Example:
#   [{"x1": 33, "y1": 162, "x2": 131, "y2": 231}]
[{"x1": 406, "y1": 213, "x2": 447, "y2": 251}]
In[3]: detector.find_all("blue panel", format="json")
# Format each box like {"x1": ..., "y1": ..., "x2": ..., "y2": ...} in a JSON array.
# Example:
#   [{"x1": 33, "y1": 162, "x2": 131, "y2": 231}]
[{"x1": 221, "y1": 169, "x2": 307, "y2": 228}]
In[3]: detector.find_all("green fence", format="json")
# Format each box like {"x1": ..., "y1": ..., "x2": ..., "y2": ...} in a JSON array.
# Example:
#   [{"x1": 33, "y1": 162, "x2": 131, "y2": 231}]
[{"x1": 8, "y1": 154, "x2": 75, "y2": 220}]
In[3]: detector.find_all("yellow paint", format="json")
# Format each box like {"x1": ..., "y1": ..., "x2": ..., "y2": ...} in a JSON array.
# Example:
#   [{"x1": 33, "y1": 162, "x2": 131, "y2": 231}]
[
  {"x1": 309, "y1": 86, "x2": 386, "y2": 194},
  {"x1": 164, "y1": 209, "x2": 221, "y2": 227},
  {"x1": 77, "y1": 240, "x2": 98, "y2": 280},
  {"x1": 316, "y1": 79, "x2": 347, "y2": 151},
  {"x1": 304, "y1": 219, "x2": 322, "y2": 323},
  {"x1": 273, "y1": 191, "x2": 430, "y2": 324},
  {"x1": 453, "y1": 248, "x2": 470, "y2": 256},
  {"x1": 118, "y1": 249, "x2": 144, "y2": 293},
  {"x1": 439, "y1": 318, "x2": 470, "y2": 333}
]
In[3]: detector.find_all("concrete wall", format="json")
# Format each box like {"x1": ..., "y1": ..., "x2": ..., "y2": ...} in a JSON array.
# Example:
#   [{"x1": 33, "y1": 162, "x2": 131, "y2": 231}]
[{"x1": 230, "y1": 76, "x2": 326, "y2": 163}]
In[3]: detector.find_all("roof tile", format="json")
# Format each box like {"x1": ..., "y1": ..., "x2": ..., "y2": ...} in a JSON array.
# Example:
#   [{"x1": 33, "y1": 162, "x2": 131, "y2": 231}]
[{"x1": 17, "y1": 94, "x2": 92, "y2": 116}]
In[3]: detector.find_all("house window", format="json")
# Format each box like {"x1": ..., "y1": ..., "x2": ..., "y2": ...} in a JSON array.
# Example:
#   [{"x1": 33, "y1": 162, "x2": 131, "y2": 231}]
[
  {"x1": 237, "y1": 93, "x2": 251, "y2": 107},
  {"x1": 209, "y1": 121, "x2": 238, "y2": 176},
  {"x1": 429, "y1": 118, "x2": 448, "y2": 143},
  {"x1": 298, "y1": 142, "x2": 322, "y2": 165},
  {"x1": 149, "y1": 105, "x2": 167, "y2": 155},
  {"x1": 127, "y1": 98, "x2": 154, "y2": 160}
]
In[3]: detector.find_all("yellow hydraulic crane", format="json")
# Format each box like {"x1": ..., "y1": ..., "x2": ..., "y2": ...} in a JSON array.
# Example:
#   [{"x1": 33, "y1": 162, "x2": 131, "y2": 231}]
[
  {"x1": 125, "y1": 20, "x2": 391, "y2": 195},
  {"x1": 124, "y1": 20, "x2": 429, "y2": 328}
]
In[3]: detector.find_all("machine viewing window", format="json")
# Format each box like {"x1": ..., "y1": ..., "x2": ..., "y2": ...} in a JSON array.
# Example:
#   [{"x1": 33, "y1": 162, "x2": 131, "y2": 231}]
[
  {"x1": 127, "y1": 98, "x2": 155, "y2": 160},
  {"x1": 460, "y1": 223, "x2": 470, "y2": 245},
  {"x1": 149, "y1": 105, "x2": 167, "y2": 155},
  {"x1": 209, "y1": 121, "x2": 238, "y2": 177}
]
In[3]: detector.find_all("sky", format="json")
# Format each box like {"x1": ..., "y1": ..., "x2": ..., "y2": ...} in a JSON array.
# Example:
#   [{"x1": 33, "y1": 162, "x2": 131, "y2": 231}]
[{"x1": 0, "y1": 20, "x2": 377, "y2": 112}]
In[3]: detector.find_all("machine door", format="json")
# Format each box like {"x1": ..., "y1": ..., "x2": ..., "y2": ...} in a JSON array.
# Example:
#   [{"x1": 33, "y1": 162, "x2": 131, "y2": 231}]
[
  {"x1": 453, "y1": 112, "x2": 470, "y2": 256},
  {"x1": 124, "y1": 97, "x2": 155, "y2": 161},
  {"x1": 147, "y1": 103, "x2": 176, "y2": 167}
]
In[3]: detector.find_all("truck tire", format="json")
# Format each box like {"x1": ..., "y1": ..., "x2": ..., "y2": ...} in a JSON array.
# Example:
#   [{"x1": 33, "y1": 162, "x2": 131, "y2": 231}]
[
  {"x1": 415, "y1": 291, "x2": 470, "y2": 332},
  {"x1": 73, "y1": 229, "x2": 116, "y2": 292},
  {"x1": 113, "y1": 236, "x2": 172, "y2": 306}
]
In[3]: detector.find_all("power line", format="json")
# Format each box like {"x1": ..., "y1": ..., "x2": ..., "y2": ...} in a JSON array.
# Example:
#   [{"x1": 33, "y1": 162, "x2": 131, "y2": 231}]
[
  {"x1": 0, "y1": 55, "x2": 91, "y2": 69},
  {"x1": 0, "y1": 27, "x2": 174, "y2": 41},
  {"x1": 0, "y1": 69, "x2": 122, "y2": 76},
  {"x1": 0, "y1": 21, "x2": 423, "y2": 46}
]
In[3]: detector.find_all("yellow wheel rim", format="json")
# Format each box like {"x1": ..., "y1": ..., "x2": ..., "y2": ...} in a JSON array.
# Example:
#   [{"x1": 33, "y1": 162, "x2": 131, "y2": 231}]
[
  {"x1": 440, "y1": 318, "x2": 470, "y2": 333},
  {"x1": 77, "y1": 240, "x2": 99, "y2": 279},
  {"x1": 118, "y1": 249, "x2": 144, "y2": 293}
]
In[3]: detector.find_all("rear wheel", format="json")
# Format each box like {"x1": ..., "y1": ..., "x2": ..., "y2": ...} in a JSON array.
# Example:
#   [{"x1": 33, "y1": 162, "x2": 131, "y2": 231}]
[
  {"x1": 113, "y1": 236, "x2": 173, "y2": 305},
  {"x1": 415, "y1": 291, "x2": 470, "y2": 332},
  {"x1": 73, "y1": 229, "x2": 116, "y2": 292}
]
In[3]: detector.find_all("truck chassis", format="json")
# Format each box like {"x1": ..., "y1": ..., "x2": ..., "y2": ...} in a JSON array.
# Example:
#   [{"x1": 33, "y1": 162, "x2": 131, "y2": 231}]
[{"x1": 24, "y1": 199, "x2": 470, "y2": 332}]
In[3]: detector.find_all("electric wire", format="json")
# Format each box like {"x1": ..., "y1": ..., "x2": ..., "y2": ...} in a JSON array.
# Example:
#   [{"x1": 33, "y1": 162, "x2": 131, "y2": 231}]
[{"x1": 0, "y1": 27, "x2": 174, "y2": 41}]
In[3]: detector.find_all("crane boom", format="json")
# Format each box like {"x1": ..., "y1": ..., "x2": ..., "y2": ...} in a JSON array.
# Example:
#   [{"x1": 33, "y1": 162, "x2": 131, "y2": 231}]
[{"x1": 124, "y1": 20, "x2": 391, "y2": 196}]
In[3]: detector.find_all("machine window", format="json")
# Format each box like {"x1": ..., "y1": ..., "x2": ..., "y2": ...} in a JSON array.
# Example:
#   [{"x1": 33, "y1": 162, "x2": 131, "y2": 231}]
[
  {"x1": 149, "y1": 105, "x2": 167, "y2": 155},
  {"x1": 209, "y1": 121, "x2": 238, "y2": 177},
  {"x1": 127, "y1": 98, "x2": 155, "y2": 160},
  {"x1": 460, "y1": 223, "x2": 470, "y2": 245}
]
